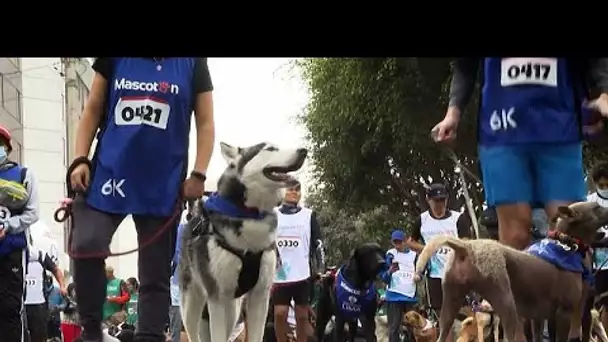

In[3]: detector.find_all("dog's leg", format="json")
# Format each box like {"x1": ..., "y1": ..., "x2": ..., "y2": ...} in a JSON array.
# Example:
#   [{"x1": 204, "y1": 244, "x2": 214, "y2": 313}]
[
  {"x1": 246, "y1": 250, "x2": 276, "y2": 342},
  {"x1": 437, "y1": 281, "x2": 467, "y2": 342},
  {"x1": 530, "y1": 319, "x2": 544, "y2": 342},
  {"x1": 493, "y1": 317, "x2": 500, "y2": 342},
  {"x1": 555, "y1": 308, "x2": 572, "y2": 342},
  {"x1": 476, "y1": 314, "x2": 485, "y2": 342},
  {"x1": 207, "y1": 298, "x2": 233, "y2": 342},
  {"x1": 482, "y1": 284, "x2": 519, "y2": 342},
  {"x1": 199, "y1": 318, "x2": 210, "y2": 342},
  {"x1": 181, "y1": 286, "x2": 207, "y2": 342}
]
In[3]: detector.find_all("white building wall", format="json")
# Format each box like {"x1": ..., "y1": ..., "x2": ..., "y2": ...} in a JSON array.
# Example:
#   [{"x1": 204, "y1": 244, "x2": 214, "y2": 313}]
[{"x1": 20, "y1": 58, "x2": 69, "y2": 267}]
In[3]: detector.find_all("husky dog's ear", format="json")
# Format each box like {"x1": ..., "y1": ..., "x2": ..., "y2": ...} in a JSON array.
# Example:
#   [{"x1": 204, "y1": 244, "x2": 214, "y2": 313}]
[{"x1": 220, "y1": 142, "x2": 239, "y2": 163}]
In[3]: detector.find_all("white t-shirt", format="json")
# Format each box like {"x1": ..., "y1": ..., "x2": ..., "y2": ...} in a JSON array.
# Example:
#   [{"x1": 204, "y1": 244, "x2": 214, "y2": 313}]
[
  {"x1": 274, "y1": 207, "x2": 312, "y2": 283},
  {"x1": 25, "y1": 247, "x2": 53, "y2": 305},
  {"x1": 588, "y1": 193, "x2": 608, "y2": 270},
  {"x1": 386, "y1": 248, "x2": 417, "y2": 297},
  {"x1": 419, "y1": 210, "x2": 460, "y2": 279}
]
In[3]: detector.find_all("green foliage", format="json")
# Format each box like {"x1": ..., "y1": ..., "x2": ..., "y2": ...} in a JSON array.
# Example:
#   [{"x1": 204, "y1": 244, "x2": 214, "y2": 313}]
[{"x1": 297, "y1": 58, "x2": 608, "y2": 265}]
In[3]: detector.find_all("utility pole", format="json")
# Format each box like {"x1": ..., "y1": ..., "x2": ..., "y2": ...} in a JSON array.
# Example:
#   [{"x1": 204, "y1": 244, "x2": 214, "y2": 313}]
[{"x1": 61, "y1": 57, "x2": 80, "y2": 273}]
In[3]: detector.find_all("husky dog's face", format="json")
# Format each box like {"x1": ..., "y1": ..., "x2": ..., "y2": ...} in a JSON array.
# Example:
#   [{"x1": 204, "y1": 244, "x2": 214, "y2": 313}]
[
  {"x1": 217, "y1": 142, "x2": 307, "y2": 210},
  {"x1": 220, "y1": 142, "x2": 307, "y2": 186}
]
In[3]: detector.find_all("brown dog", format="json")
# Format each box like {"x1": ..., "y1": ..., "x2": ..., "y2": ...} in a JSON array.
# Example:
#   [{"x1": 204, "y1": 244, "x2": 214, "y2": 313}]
[
  {"x1": 456, "y1": 300, "x2": 500, "y2": 342},
  {"x1": 414, "y1": 202, "x2": 608, "y2": 342},
  {"x1": 403, "y1": 310, "x2": 438, "y2": 342}
]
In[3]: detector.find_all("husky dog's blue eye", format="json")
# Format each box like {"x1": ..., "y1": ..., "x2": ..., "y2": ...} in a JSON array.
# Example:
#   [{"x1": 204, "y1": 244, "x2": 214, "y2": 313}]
[{"x1": 265, "y1": 146, "x2": 278, "y2": 151}]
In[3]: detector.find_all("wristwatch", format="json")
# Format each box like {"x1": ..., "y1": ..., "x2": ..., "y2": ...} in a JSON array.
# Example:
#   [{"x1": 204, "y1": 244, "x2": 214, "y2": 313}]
[{"x1": 191, "y1": 170, "x2": 206, "y2": 182}]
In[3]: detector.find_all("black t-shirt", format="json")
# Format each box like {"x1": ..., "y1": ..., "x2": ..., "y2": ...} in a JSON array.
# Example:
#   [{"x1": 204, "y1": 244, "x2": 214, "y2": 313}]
[{"x1": 92, "y1": 58, "x2": 213, "y2": 95}]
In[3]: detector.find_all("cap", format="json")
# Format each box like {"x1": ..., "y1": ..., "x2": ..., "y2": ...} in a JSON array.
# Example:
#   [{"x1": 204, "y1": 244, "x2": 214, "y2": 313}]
[
  {"x1": 391, "y1": 229, "x2": 406, "y2": 241},
  {"x1": 0, "y1": 125, "x2": 12, "y2": 152},
  {"x1": 426, "y1": 183, "x2": 448, "y2": 198}
]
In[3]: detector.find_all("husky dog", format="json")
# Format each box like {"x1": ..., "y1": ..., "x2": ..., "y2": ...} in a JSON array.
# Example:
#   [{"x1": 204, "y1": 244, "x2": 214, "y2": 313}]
[{"x1": 179, "y1": 142, "x2": 307, "y2": 342}]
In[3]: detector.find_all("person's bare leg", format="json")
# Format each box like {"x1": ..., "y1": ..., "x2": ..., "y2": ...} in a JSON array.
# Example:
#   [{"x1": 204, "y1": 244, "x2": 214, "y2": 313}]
[
  {"x1": 497, "y1": 203, "x2": 532, "y2": 250},
  {"x1": 294, "y1": 305, "x2": 309, "y2": 342},
  {"x1": 274, "y1": 305, "x2": 290, "y2": 342},
  {"x1": 497, "y1": 202, "x2": 532, "y2": 341}
]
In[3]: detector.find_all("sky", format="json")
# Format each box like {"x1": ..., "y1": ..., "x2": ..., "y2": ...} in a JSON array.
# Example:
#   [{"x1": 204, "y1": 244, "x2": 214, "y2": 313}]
[{"x1": 188, "y1": 58, "x2": 311, "y2": 196}]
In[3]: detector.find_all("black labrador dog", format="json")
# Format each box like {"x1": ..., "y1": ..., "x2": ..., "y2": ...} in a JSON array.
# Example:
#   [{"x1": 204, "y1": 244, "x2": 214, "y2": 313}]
[{"x1": 315, "y1": 243, "x2": 386, "y2": 342}]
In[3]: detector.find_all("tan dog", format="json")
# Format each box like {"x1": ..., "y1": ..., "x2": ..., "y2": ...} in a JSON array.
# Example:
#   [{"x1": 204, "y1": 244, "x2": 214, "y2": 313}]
[
  {"x1": 591, "y1": 308, "x2": 608, "y2": 342},
  {"x1": 403, "y1": 311, "x2": 437, "y2": 342},
  {"x1": 456, "y1": 300, "x2": 500, "y2": 342},
  {"x1": 374, "y1": 315, "x2": 389, "y2": 342},
  {"x1": 414, "y1": 202, "x2": 608, "y2": 342}
]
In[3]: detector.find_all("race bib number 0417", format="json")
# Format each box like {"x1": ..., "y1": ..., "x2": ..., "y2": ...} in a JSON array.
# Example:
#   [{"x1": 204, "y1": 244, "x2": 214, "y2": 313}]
[
  {"x1": 115, "y1": 96, "x2": 170, "y2": 130},
  {"x1": 500, "y1": 58, "x2": 558, "y2": 87}
]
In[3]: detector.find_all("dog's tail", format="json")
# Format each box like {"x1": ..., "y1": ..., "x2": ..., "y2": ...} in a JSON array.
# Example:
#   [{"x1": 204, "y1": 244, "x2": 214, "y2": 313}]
[{"x1": 415, "y1": 235, "x2": 470, "y2": 276}]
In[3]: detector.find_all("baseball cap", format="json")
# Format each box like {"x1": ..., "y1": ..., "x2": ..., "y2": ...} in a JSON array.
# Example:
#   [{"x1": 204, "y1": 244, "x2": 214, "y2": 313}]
[
  {"x1": 426, "y1": 183, "x2": 448, "y2": 199},
  {"x1": 391, "y1": 229, "x2": 406, "y2": 241}
]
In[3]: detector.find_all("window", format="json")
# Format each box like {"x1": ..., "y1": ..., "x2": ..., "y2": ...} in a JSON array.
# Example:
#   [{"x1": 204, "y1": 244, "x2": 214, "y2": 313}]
[{"x1": 1, "y1": 77, "x2": 21, "y2": 122}]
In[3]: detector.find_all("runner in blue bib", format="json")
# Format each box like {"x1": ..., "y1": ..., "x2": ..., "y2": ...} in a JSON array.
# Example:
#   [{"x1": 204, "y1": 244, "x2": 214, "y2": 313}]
[
  {"x1": 68, "y1": 58, "x2": 215, "y2": 342},
  {"x1": 432, "y1": 58, "x2": 608, "y2": 342}
]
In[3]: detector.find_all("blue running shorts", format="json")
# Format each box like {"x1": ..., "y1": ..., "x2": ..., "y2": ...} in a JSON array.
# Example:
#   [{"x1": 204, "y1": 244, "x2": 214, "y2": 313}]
[{"x1": 479, "y1": 142, "x2": 586, "y2": 206}]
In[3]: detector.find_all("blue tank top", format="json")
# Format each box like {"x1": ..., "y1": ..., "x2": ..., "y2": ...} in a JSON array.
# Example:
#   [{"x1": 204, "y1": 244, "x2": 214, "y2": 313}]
[
  {"x1": 334, "y1": 267, "x2": 376, "y2": 319},
  {"x1": 87, "y1": 58, "x2": 196, "y2": 216},
  {"x1": 0, "y1": 165, "x2": 27, "y2": 256},
  {"x1": 479, "y1": 57, "x2": 583, "y2": 145}
]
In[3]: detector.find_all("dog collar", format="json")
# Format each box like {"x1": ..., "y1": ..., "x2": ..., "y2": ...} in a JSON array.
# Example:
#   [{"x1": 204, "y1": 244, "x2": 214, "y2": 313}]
[
  {"x1": 203, "y1": 194, "x2": 268, "y2": 220},
  {"x1": 548, "y1": 231, "x2": 587, "y2": 252}
]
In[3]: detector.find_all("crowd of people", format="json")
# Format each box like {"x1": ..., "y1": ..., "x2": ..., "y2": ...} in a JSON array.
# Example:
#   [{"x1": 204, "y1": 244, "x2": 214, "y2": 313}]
[{"x1": 1, "y1": 57, "x2": 608, "y2": 342}]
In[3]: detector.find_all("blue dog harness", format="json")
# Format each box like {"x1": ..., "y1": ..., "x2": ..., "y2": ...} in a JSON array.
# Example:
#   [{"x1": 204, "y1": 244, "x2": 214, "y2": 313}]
[
  {"x1": 526, "y1": 238, "x2": 593, "y2": 285},
  {"x1": 334, "y1": 267, "x2": 376, "y2": 320}
]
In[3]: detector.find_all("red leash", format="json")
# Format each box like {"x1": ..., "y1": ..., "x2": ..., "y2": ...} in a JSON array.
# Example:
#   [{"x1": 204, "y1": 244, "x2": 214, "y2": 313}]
[{"x1": 54, "y1": 197, "x2": 182, "y2": 259}]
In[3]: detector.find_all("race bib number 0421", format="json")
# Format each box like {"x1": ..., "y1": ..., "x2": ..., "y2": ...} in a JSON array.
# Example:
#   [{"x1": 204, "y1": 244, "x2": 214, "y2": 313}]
[
  {"x1": 115, "y1": 96, "x2": 170, "y2": 130},
  {"x1": 500, "y1": 58, "x2": 558, "y2": 87}
]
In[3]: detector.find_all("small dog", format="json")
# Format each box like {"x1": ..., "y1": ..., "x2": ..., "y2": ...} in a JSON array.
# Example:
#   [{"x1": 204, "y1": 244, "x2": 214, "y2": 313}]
[
  {"x1": 179, "y1": 142, "x2": 307, "y2": 342},
  {"x1": 456, "y1": 300, "x2": 500, "y2": 342},
  {"x1": 414, "y1": 202, "x2": 608, "y2": 342},
  {"x1": 403, "y1": 310, "x2": 437, "y2": 342},
  {"x1": 591, "y1": 308, "x2": 608, "y2": 342},
  {"x1": 315, "y1": 243, "x2": 386, "y2": 342}
]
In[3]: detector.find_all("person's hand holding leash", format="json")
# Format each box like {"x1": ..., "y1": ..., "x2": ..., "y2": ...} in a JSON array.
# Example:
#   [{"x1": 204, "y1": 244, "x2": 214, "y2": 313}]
[
  {"x1": 183, "y1": 171, "x2": 206, "y2": 200},
  {"x1": 70, "y1": 163, "x2": 90, "y2": 192},
  {"x1": 588, "y1": 93, "x2": 608, "y2": 117},
  {"x1": 432, "y1": 106, "x2": 461, "y2": 142}
]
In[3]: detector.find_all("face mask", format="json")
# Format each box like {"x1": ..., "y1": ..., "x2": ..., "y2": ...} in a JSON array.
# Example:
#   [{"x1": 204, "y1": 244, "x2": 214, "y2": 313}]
[
  {"x1": 0, "y1": 146, "x2": 8, "y2": 163},
  {"x1": 598, "y1": 189, "x2": 608, "y2": 198}
]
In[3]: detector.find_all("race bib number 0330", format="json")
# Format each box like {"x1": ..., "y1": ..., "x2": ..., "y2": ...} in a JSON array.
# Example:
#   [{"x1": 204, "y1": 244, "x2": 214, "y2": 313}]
[
  {"x1": 114, "y1": 97, "x2": 170, "y2": 130},
  {"x1": 500, "y1": 58, "x2": 558, "y2": 87},
  {"x1": 277, "y1": 237, "x2": 301, "y2": 248}
]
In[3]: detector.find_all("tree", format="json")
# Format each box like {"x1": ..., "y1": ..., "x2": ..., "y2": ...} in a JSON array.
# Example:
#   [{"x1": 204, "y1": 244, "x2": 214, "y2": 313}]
[{"x1": 297, "y1": 58, "x2": 483, "y2": 227}]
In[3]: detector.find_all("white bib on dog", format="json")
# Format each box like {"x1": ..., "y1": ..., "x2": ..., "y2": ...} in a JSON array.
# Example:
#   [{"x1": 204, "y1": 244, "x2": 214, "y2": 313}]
[
  {"x1": 420, "y1": 210, "x2": 460, "y2": 279},
  {"x1": 386, "y1": 248, "x2": 417, "y2": 298},
  {"x1": 274, "y1": 207, "x2": 312, "y2": 283}
]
